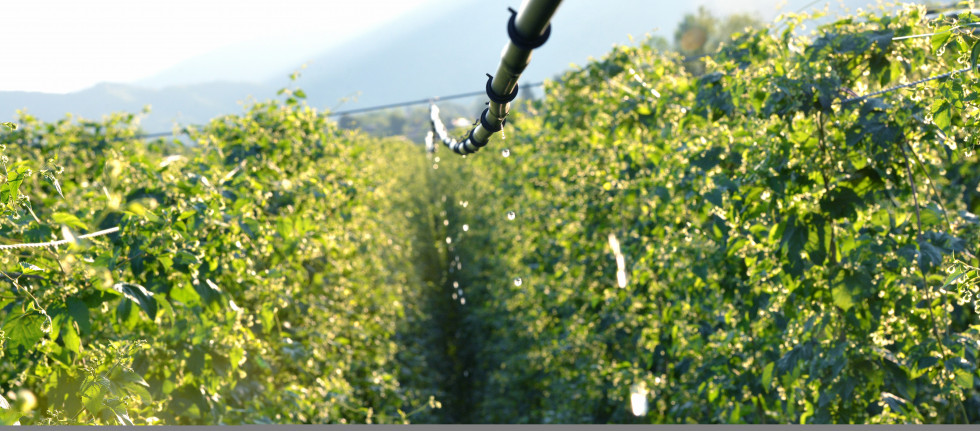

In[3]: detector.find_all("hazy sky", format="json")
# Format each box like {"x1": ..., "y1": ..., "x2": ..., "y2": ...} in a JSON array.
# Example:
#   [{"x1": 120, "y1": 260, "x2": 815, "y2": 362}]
[
  {"x1": 2, "y1": 0, "x2": 439, "y2": 93},
  {"x1": 2, "y1": 0, "x2": 902, "y2": 94}
]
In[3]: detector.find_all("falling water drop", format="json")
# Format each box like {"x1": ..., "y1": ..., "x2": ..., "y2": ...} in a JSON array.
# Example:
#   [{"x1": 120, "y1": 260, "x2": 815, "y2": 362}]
[
  {"x1": 432, "y1": 164, "x2": 439, "y2": 170},
  {"x1": 507, "y1": 211, "x2": 516, "y2": 220},
  {"x1": 446, "y1": 237, "x2": 452, "y2": 244},
  {"x1": 443, "y1": 219, "x2": 449, "y2": 226},
  {"x1": 514, "y1": 277, "x2": 523, "y2": 287},
  {"x1": 502, "y1": 148, "x2": 511, "y2": 158},
  {"x1": 453, "y1": 281, "x2": 459, "y2": 288},
  {"x1": 462, "y1": 224, "x2": 469, "y2": 231},
  {"x1": 630, "y1": 383, "x2": 649, "y2": 416}
]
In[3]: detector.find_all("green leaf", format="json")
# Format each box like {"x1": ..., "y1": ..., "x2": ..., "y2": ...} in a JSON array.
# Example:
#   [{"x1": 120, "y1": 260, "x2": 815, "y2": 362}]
[
  {"x1": 82, "y1": 382, "x2": 108, "y2": 417},
  {"x1": 49, "y1": 177, "x2": 64, "y2": 199},
  {"x1": 169, "y1": 283, "x2": 200, "y2": 306},
  {"x1": 931, "y1": 26, "x2": 952, "y2": 53},
  {"x1": 692, "y1": 146, "x2": 725, "y2": 170},
  {"x1": 1, "y1": 311, "x2": 45, "y2": 353},
  {"x1": 113, "y1": 369, "x2": 152, "y2": 402},
  {"x1": 917, "y1": 239, "x2": 943, "y2": 273},
  {"x1": 0, "y1": 397, "x2": 21, "y2": 426},
  {"x1": 0, "y1": 122, "x2": 16, "y2": 131},
  {"x1": 762, "y1": 362, "x2": 775, "y2": 392},
  {"x1": 881, "y1": 392, "x2": 907, "y2": 413},
  {"x1": 780, "y1": 214, "x2": 808, "y2": 275},
  {"x1": 832, "y1": 284, "x2": 855, "y2": 311},
  {"x1": 52, "y1": 212, "x2": 87, "y2": 230},
  {"x1": 112, "y1": 282, "x2": 157, "y2": 321},
  {"x1": 942, "y1": 267, "x2": 967, "y2": 290},
  {"x1": 971, "y1": 39, "x2": 980, "y2": 74},
  {"x1": 62, "y1": 319, "x2": 81, "y2": 354},
  {"x1": 0, "y1": 164, "x2": 29, "y2": 205},
  {"x1": 124, "y1": 202, "x2": 160, "y2": 222},
  {"x1": 66, "y1": 297, "x2": 91, "y2": 335},
  {"x1": 954, "y1": 369, "x2": 974, "y2": 390},
  {"x1": 112, "y1": 408, "x2": 134, "y2": 426},
  {"x1": 932, "y1": 101, "x2": 953, "y2": 132},
  {"x1": 820, "y1": 187, "x2": 862, "y2": 220},
  {"x1": 18, "y1": 262, "x2": 45, "y2": 276},
  {"x1": 116, "y1": 296, "x2": 134, "y2": 325}
]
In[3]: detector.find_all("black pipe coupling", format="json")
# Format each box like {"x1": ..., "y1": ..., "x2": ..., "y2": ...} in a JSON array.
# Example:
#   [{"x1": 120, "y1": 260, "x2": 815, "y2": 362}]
[
  {"x1": 507, "y1": 7, "x2": 551, "y2": 50},
  {"x1": 480, "y1": 108, "x2": 506, "y2": 133},
  {"x1": 486, "y1": 73, "x2": 519, "y2": 104},
  {"x1": 468, "y1": 128, "x2": 489, "y2": 148}
]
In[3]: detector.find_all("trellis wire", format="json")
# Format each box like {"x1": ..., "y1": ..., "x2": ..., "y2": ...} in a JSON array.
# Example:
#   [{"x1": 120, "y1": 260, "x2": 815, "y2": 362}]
[
  {"x1": 840, "y1": 65, "x2": 973, "y2": 105},
  {"x1": 892, "y1": 22, "x2": 980, "y2": 40},
  {"x1": 0, "y1": 226, "x2": 120, "y2": 251}
]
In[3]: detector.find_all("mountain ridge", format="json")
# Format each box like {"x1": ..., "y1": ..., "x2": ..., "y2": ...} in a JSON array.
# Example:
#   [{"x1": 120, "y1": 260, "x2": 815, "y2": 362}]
[{"x1": 1, "y1": 0, "x2": 898, "y2": 133}]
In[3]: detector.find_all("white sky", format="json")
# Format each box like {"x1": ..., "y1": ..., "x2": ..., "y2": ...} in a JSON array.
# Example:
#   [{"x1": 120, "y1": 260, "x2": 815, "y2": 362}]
[{"x1": 0, "y1": 0, "x2": 437, "y2": 93}]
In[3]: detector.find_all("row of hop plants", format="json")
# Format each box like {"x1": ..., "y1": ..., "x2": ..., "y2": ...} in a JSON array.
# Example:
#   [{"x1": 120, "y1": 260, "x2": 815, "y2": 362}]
[
  {"x1": 0, "y1": 89, "x2": 451, "y2": 424},
  {"x1": 438, "y1": 3, "x2": 980, "y2": 423}
]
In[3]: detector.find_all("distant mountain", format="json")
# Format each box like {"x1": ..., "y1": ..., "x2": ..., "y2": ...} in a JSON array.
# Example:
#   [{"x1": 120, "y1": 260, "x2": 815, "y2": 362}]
[
  {"x1": 0, "y1": 82, "x2": 270, "y2": 132},
  {"x1": 0, "y1": 0, "x2": 914, "y2": 134},
  {"x1": 275, "y1": 0, "x2": 736, "y2": 112}
]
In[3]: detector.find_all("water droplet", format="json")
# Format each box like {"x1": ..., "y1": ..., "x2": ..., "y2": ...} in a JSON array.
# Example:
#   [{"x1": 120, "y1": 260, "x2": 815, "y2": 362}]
[
  {"x1": 460, "y1": 298, "x2": 466, "y2": 305},
  {"x1": 514, "y1": 277, "x2": 523, "y2": 286},
  {"x1": 507, "y1": 211, "x2": 516, "y2": 220},
  {"x1": 446, "y1": 237, "x2": 452, "y2": 244},
  {"x1": 432, "y1": 164, "x2": 439, "y2": 170},
  {"x1": 502, "y1": 149, "x2": 510, "y2": 157},
  {"x1": 443, "y1": 219, "x2": 449, "y2": 226},
  {"x1": 459, "y1": 200, "x2": 469, "y2": 208},
  {"x1": 630, "y1": 384, "x2": 649, "y2": 416},
  {"x1": 462, "y1": 224, "x2": 469, "y2": 231},
  {"x1": 453, "y1": 281, "x2": 459, "y2": 288}
]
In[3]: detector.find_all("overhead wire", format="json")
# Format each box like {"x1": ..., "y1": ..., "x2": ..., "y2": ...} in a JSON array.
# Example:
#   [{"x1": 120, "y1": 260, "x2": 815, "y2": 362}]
[
  {"x1": 840, "y1": 65, "x2": 975, "y2": 105},
  {"x1": 892, "y1": 22, "x2": 980, "y2": 40},
  {"x1": 434, "y1": 1, "x2": 563, "y2": 155},
  {"x1": 327, "y1": 82, "x2": 546, "y2": 118},
  {"x1": 0, "y1": 226, "x2": 120, "y2": 251},
  {"x1": 53, "y1": 82, "x2": 548, "y2": 143},
  {"x1": 2, "y1": 1, "x2": 971, "y2": 145}
]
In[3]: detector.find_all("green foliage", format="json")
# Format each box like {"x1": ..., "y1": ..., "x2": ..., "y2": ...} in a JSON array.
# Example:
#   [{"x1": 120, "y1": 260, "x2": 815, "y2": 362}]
[
  {"x1": 2, "y1": 2, "x2": 980, "y2": 425},
  {"x1": 439, "y1": 3, "x2": 980, "y2": 424},
  {"x1": 336, "y1": 102, "x2": 477, "y2": 143},
  {"x1": 0, "y1": 95, "x2": 447, "y2": 424}
]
